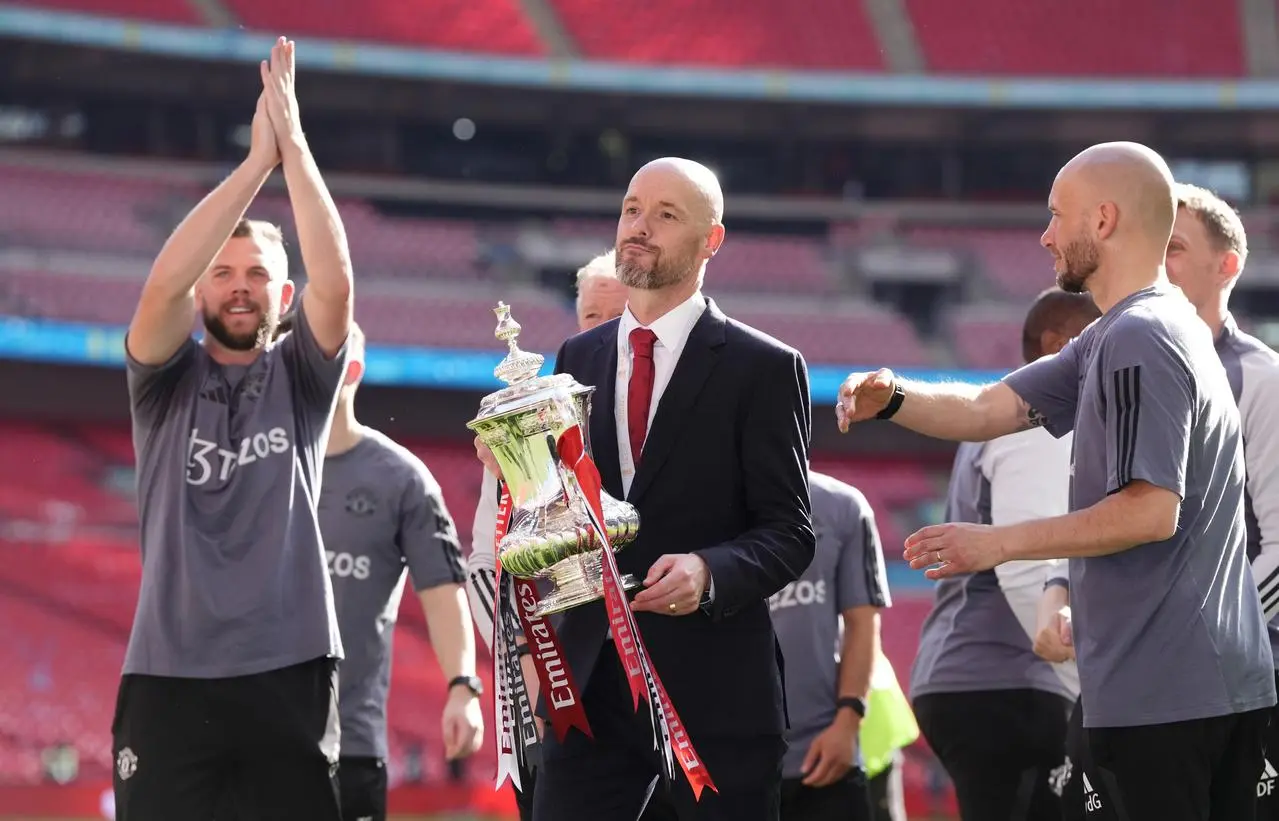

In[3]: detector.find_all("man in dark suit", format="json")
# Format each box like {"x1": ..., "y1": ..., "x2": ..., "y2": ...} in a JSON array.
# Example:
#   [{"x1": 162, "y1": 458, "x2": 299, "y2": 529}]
[{"x1": 477, "y1": 157, "x2": 815, "y2": 821}]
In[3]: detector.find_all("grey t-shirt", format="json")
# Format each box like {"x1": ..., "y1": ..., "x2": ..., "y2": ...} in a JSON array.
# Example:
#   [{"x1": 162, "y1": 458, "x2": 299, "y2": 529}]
[
  {"x1": 1217, "y1": 314, "x2": 1279, "y2": 670},
  {"x1": 123, "y1": 301, "x2": 348, "y2": 678},
  {"x1": 771, "y1": 471, "x2": 890, "y2": 780},
  {"x1": 1003, "y1": 284, "x2": 1275, "y2": 727},
  {"x1": 320, "y1": 429, "x2": 465, "y2": 759},
  {"x1": 911, "y1": 432, "x2": 1078, "y2": 702}
]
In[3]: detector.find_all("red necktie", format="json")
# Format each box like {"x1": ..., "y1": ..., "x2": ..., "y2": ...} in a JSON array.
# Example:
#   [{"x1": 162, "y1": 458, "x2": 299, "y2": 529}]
[{"x1": 627, "y1": 328, "x2": 658, "y2": 464}]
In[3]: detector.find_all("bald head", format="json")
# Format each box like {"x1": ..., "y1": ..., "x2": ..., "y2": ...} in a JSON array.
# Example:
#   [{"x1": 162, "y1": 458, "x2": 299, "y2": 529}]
[
  {"x1": 628, "y1": 157, "x2": 724, "y2": 225},
  {"x1": 1022, "y1": 286, "x2": 1101, "y2": 362},
  {"x1": 616, "y1": 157, "x2": 727, "y2": 293},
  {"x1": 1057, "y1": 141, "x2": 1176, "y2": 245}
]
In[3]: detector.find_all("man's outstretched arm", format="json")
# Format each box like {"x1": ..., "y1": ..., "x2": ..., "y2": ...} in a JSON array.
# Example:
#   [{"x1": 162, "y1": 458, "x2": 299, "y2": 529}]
[
  {"x1": 261, "y1": 37, "x2": 353, "y2": 358},
  {"x1": 128, "y1": 96, "x2": 278, "y2": 366},
  {"x1": 837, "y1": 338, "x2": 1084, "y2": 442}
]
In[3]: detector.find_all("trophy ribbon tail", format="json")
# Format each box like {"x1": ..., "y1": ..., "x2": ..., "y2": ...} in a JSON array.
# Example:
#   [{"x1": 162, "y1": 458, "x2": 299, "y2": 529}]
[
  {"x1": 555, "y1": 427, "x2": 719, "y2": 801},
  {"x1": 492, "y1": 489, "x2": 537, "y2": 792},
  {"x1": 501, "y1": 488, "x2": 594, "y2": 742}
]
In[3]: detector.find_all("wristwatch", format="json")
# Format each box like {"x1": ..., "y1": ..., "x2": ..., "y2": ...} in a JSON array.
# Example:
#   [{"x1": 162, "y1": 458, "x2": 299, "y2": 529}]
[
  {"x1": 449, "y1": 675, "x2": 483, "y2": 698},
  {"x1": 836, "y1": 696, "x2": 867, "y2": 718}
]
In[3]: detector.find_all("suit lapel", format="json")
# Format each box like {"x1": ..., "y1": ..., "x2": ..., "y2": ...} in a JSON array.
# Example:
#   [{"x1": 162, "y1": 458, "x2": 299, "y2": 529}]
[
  {"x1": 627, "y1": 299, "x2": 728, "y2": 505},
  {"x1": 587, "y1": 326, "x2": 624, "y2": 499}
]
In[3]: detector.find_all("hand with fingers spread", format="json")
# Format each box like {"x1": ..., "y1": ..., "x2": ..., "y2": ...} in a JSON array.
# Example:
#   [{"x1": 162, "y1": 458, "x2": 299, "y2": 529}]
[
  {"x1": 630, "y1": 554, "x2": 710, "y2": 616},
  {"x1": 259, "y1": 36, "x2": 305, "y2": 152},
  {"x1": 836, "y1": 368, "x2": 897, "y2": 433},
  {"x1": 903, "y1": 522, "x2": 1008, "y2": 581}
]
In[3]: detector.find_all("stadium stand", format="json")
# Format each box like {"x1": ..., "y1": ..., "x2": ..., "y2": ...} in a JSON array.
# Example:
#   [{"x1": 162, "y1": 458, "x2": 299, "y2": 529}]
[
  {"x1": 14, "y1": 0, "x2": 200, "y2": 24},
  {"x1": 222, "y1": 0, "x2": 545, "y2": 53},
  {"x1": 548, "y1": 0, "x2": 884, "y2": 70},
  {"x1": 904, "y1": 0, "x2": 1243, "y2": 76}
]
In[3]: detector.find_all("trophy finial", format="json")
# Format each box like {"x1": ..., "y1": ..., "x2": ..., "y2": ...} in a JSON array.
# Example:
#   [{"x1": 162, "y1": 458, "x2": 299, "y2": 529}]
[{"x1": 492, "y1": 302, "x2": 545, "y2": 386}]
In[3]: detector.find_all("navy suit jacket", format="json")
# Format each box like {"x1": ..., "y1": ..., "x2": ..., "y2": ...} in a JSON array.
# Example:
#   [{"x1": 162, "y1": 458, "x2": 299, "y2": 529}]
[{"x1": 547, "y1": 297, "x2": 815, "y2": 739}]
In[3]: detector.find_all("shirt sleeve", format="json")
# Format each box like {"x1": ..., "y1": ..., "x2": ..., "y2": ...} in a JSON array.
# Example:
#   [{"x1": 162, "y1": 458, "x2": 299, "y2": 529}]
[
  {"x1": 982, "y1": 430, "x2": 1074, "y2": 640},
  {"x1": 397, "y1": 460, "x2": 466, "y2": 592},
  {"x1": 1001, "y1": 336, "x2": 1085, "y2": 439},
  {"x1": 466, "y1": 469, "x2": 501, "y2": 651},
  {"x1": 125, "y1": 335, "x2": 199, "y2": 429},
  {"x1": 835, "y1": 488, "x2": 891, "y2": 611},
  {"x1": 1241, "y1": 353, "x2": 1279, "y2": 619},
  {"x1": 1100, "y1": 318, "x2": 1195, "y2": 498},
  {"x1": 276, "y1": 298, "x2": 350, "y2": 413}
]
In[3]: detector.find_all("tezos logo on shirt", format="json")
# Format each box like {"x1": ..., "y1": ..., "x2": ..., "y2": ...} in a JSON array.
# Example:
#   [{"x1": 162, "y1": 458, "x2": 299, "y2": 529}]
[
  {"x1": 187, "y1": 427, "x2": 290, "y2": 486},
  {"x1": 768, "y1": 580, "x2": 826, "y2": 611},
  {"x1": 327, "y1": 551, "x2": 371, "y2": 580}
]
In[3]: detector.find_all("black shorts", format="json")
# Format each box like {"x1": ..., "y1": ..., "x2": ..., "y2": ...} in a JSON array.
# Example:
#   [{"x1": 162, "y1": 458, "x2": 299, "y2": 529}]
[
  {"x1": 1064, "y1": 695, "x2": 1270, "y2": 821},
  {"x1": 112, "y1": 656, "x2": 341, "y2": 821},
  {"x1": 914, "y1": 688, "x2": 1072, "y2": 821},
  {"x1": 1261, "y1": 693, "x2": 1279, "y2": 821},
  {"x1": 780, "y1": 771, "x2": 873, "y2": 821},
  {"x1": 338, "y1": 757, "x2": 388, "y2": 821}
]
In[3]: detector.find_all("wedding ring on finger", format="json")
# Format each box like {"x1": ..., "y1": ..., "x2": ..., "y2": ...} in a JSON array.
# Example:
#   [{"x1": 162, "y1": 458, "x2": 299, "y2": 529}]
[
  {"x1": 935, "y1": 551, "x2": 943, "y2": 565},
  {"x1": 668, "y1": 602, "x2": 678, "y2": 613}
]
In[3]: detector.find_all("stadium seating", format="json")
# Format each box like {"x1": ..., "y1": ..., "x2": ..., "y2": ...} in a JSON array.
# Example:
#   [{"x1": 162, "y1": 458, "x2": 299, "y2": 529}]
[
  {"x1": 17, "y1": 0, "x2": 1244, "y2": 79},
  {"x1": 222, "y1": 0, "x2": 544, "y2": 54},
  {"x1": 17, "y1": 0, "x2": 199, "y2": 24},
  {"x1": 548, "y1": 0, "x2": 883, "y2": 70},
  {"x1": 905, "y1": 0, "x2": 1243, "y2": 77},
  {"x1": 948, "y1": 304, "x2": 1025, "y2": 370}
]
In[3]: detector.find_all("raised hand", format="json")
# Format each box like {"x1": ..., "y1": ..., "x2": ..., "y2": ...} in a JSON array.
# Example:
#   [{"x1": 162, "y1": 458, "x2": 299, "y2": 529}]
[
  {"x1": 836, "y1": 368, "x2": 896, "y2": 433},
  {"x1": 247, "y1": 92, "x2": 280, "y2": 173},
  {"x1": 259, "y1": 36, "x2": 304, "y2": 150}
]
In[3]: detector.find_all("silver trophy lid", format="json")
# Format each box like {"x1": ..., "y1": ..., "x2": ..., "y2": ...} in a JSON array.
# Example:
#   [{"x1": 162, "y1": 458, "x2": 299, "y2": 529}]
[{"x1": 468, "y1": 302, "x2": 591, "y2": 428}]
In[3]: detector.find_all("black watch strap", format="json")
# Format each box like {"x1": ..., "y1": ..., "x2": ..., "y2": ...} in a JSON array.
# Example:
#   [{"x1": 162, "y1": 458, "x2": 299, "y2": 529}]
[
  {"x1": 836, "y1": 696, "x2": 867, "y2": 718},
  {"x1": 449, "y1": 675, "x2": 483, "y2": 697},
  {"x1": 875, "y1": 382, "x2": 906, "y2": 420}
]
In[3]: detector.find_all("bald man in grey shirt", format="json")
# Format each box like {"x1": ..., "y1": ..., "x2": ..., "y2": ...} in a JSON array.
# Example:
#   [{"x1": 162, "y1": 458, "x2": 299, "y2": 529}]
[{"x1": 839, "y1": 142, "x2": 1275, "y2": 821}]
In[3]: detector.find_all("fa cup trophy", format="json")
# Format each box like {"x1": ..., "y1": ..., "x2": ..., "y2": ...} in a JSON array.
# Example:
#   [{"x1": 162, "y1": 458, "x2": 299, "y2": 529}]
[{"x1": 467, "y1": 302, "x2": 642, "y2": 617}]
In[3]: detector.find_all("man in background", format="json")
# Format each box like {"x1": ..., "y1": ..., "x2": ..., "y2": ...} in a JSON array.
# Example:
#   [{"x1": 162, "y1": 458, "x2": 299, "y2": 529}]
[
  {"x1": 316, "y1": 321, "x2": 484, "y2": 821},
  {"x1": 772, "y1": 471, "x2": 891, "y2": 821},
  {"x1": 910, "y1": 287, "x2": 1099, "y2": 820},
  {"x1": 464, "y1": 248, "x2": 627, "y2": 821}
]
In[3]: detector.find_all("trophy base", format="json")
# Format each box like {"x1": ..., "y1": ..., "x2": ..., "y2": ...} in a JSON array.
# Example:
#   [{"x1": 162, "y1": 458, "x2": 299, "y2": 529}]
[{"x1": 535, "y1": 551, "x2": 643, "y2": 617}]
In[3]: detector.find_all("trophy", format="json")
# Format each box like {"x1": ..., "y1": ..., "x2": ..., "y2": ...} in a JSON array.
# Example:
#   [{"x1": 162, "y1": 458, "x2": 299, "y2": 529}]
[{"x1": 467, "y1": 302, "x2": 642, "y2": 617}]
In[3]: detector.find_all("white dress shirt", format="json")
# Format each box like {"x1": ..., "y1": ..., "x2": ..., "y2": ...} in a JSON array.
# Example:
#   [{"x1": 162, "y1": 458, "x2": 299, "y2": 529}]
[
  {"x1": 463, "y1": 291, "x2": 714, "y2": 645},
  {"x1": 614, "y1": 292, "x2": 708, "y2": 499},
  {"x1": 980, "y1": 428, "x2": 1080, "y2": 696}
]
